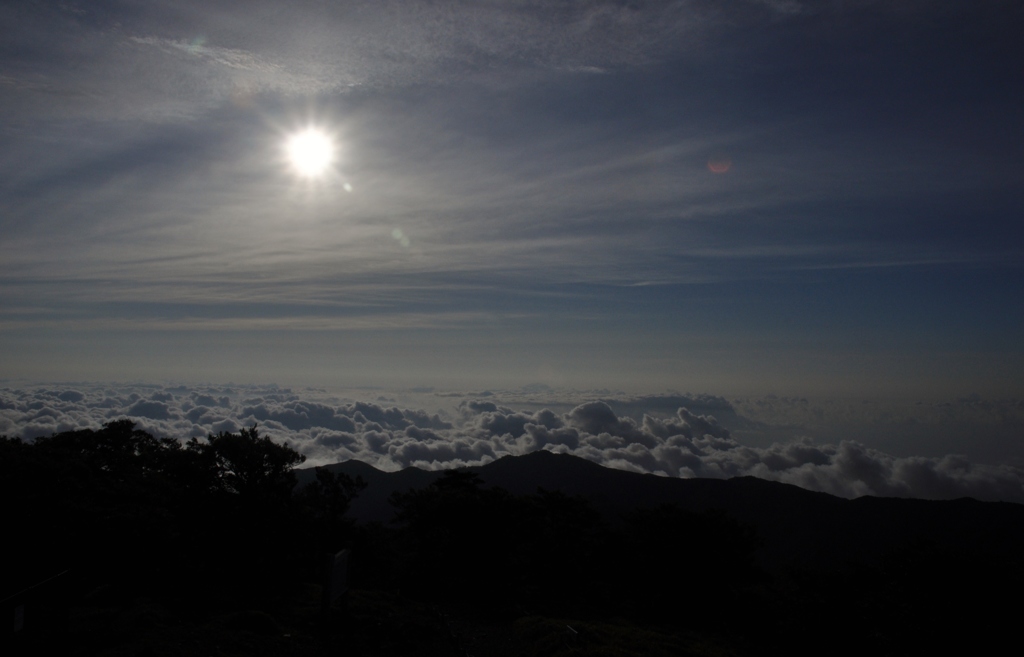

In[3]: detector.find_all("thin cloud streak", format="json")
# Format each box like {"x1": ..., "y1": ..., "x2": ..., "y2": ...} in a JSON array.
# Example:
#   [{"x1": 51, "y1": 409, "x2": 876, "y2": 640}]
[{"x1": 0, "y1": 311, "x2": 513, "y2": 332}]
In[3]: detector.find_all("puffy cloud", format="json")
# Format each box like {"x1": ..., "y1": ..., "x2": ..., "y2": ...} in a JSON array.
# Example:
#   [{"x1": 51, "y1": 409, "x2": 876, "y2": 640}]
[
  {"x1": 57, "y1": 390, "x2": 85, "y2": 402},
  {"x1": 191, "y1": 394, "x2": 230, "y2": 408},
  {"x1": 568, "y1": 401, "x2": 622, "y2": 435},
  {"x1": 2, "y1": 384, "x2": 1023, "y2": 503},
  {"x1": 125, "y1": 400, "x2": 174, "y2": 420}
]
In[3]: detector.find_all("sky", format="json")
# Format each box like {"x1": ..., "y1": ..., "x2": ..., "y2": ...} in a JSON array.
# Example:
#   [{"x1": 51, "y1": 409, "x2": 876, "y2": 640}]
[{"x1": 1, "y1": 2, "x2": 1023, "y2": 490}]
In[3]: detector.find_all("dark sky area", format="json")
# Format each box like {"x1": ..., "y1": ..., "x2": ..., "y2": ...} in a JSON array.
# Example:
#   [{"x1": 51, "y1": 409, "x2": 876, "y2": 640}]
[{"x1": 1, "y1": 2, "x2": 1022, "y2": 495}]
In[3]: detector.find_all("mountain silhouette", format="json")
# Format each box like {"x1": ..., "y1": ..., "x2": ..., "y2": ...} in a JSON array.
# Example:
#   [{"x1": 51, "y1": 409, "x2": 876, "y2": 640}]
[{"x1": 298, "y1": 450, "x2": 1024, "y2": 573}]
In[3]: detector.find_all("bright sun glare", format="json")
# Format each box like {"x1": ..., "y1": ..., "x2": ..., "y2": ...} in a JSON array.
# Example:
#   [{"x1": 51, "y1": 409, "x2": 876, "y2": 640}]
[{"x1": 285, "y1": 128, "x2": 334, "y2": 178}]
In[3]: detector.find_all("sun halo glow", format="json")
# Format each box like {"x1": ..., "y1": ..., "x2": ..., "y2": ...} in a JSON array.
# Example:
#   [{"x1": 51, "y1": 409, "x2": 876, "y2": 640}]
[{"x1": 285, "y1": 128, "x2": 335, "y2": 178}]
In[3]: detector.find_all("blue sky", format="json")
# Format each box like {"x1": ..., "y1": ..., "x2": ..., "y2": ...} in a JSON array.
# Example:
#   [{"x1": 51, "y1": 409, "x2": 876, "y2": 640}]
[{"x1": 1, "y1": 0, "x2": 1022, "y2": 397}]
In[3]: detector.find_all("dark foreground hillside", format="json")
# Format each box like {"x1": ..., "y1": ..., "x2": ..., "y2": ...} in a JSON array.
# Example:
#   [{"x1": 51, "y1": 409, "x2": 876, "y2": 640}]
[
  {"x1": 4, "y1": 422, "x2": 1023, "y2": 656},
  {"x1": 310, "y1": 450, "x2": 1024, "y2": 574}
]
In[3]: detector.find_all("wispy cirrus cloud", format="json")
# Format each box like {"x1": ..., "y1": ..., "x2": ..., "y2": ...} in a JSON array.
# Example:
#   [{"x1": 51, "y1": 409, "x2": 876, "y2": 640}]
[{"x1": 1, "y1": 1, "x2": 723, "y2": 123}]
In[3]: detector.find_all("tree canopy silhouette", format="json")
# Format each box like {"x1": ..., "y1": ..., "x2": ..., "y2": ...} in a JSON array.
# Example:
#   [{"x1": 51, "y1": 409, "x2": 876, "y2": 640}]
[
  {"x1": 2, "y1": 421, "x2": 363, "y2": 605},
  {"x1": 187, "y1": 424, "x2": 305, "y2": 499}
]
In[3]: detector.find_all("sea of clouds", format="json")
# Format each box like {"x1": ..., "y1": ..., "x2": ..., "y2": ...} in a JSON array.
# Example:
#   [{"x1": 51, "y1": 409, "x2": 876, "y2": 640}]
[{"x1": 2, "y1": 383, "x2": 1023, "y2": 504}]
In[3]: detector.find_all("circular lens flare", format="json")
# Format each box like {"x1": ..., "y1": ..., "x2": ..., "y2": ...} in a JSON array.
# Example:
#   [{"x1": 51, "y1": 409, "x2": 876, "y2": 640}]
[
  {"x1": 286, "y1": 128, "x2": 334, "y2": 177},
  {"x1": 707, "y1": 155, "x2": 732, "y2": 174}
]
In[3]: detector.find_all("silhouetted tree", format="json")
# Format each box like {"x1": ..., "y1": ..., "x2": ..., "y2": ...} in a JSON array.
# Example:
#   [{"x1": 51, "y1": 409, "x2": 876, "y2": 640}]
[
  {"x1": 295, "y1": 466, "x2": 367, "y2": 568},
  {"x1": 187, "y1": 424, "x2": 305, "y2": 500},
  {"x1": 515, "y1": 488, "x2": 609, "y2": 611},
  {"x1": 173, "y1": 425, "x2": 311, "y2": 600},
  {"x1": 389, "y1": 471, "x2": 521, "y2": 600},
  {"x1": 3, "y1": 421, "x2": 342, "y2": 607}
]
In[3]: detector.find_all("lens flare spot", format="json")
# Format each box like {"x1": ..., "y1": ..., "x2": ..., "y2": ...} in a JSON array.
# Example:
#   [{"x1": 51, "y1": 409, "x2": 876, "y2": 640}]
[
  {"x1": 391, "y1": 228, "x2": 410, "y2": 247},
  {"x1": 707, "y1": 156, "x2": 732, "y2": 174},
  {"x1": 185, "y1": 36, "x2": 206, "y2": 55},
  {"x1": 286, "y1": 128, "x2": 334, "y2": 178}
]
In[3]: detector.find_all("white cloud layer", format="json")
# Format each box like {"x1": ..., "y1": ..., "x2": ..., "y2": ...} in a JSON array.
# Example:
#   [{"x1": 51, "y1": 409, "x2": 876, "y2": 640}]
[{"x1": 3, "y1": 383, "x2": 1022, "y2": 504}]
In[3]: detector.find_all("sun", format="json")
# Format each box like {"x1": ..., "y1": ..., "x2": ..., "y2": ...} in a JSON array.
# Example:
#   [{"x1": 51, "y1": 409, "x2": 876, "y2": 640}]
[{"x1": 285, "y1": 128, "x2": 335, "y2": 178}]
